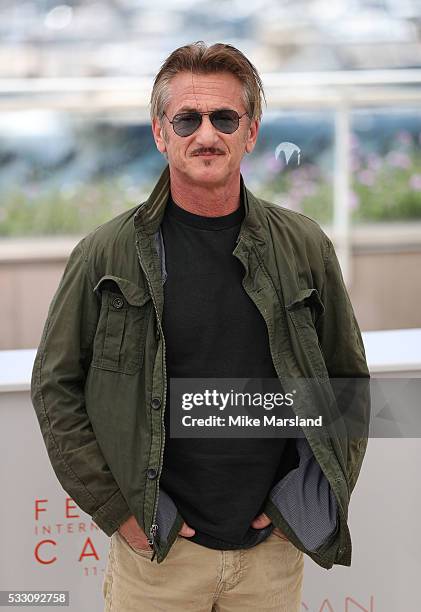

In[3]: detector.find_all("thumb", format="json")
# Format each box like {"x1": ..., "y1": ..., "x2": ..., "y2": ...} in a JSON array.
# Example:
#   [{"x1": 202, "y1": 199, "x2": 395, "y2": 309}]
[
  {"x1": 251, "y1": 512, "x2": 272, "y2": 529},
  {"x1": 178, "y1": 521, "x2": 195, "y2": 537}
]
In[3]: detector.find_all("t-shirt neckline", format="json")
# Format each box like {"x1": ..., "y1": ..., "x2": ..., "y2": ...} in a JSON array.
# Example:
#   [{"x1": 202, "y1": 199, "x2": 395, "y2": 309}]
[{"x1": 166, "y1": 193, "x2": 244, "y2": 230}]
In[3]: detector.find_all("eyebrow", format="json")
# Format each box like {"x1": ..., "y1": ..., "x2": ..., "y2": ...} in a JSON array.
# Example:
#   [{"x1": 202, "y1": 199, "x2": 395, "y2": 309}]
[
  {"x1": 176, "y1": 106, "x2": 199, "y2": 113},
  {"x1": 174, "y1": 106, "x2": 233, "y2": 114}
]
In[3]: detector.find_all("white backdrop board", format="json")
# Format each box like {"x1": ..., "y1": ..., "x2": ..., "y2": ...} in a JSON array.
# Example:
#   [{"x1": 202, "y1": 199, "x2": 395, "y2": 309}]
[{"x1": 1, "y1": 332, "x2": 421, "y2": 611}]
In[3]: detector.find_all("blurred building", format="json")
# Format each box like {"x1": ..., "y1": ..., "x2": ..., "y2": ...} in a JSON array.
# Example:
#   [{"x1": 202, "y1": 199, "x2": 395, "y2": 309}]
[{"x1": 1, "y1": 0, "x2": 421, "y2": 79}]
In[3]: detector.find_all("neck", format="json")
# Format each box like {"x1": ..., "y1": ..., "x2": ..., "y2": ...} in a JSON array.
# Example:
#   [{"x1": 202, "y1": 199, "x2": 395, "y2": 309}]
[{"x1": 168, "y1": 167, "x2": 241, "y2": 217}]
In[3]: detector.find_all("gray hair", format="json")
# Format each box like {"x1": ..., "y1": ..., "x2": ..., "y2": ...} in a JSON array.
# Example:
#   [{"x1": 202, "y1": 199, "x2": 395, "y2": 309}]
[{"x1": 150, "y1": 41, "x2": 266, "y2": 124}]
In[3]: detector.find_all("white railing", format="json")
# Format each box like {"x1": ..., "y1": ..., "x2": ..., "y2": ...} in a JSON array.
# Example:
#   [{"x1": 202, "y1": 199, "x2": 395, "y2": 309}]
[
  {"x1": 2, "y1": 328, "x2": 421, "y2": 392},
  {"x1": 1, "y1": 70, "x2": 421, "y2": 283}
]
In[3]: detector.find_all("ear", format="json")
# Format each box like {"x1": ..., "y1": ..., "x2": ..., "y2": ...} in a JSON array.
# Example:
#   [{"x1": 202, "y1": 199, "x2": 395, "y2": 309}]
[
  {"x1": 152, "y1": 116, "x2": 167, "y2": 155},
  {"x1": 245, "y1": 118, "x2": 259, "y2": 154}
]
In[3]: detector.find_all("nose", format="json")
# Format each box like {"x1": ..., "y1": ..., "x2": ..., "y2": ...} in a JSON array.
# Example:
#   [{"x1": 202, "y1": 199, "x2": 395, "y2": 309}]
[{"x1": 194, "y1": 114, "x2": 219, "y2": 146}]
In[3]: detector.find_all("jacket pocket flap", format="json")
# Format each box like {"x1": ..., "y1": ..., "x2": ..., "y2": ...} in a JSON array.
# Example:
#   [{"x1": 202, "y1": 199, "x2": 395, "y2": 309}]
[
  {"x1": 93, "y1": 275, "x2": 150, "y2": 308},
  {"x1": 286, "y1": 287, "x2": 325, "y2": 318}
]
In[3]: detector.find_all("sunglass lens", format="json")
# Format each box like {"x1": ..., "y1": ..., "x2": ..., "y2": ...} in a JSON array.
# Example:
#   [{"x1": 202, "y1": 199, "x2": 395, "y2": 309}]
[
  {"x1": 211, "y1": 110, "x2": 239, "y2": 134},
  {"x1": 173, "y1": 113, "x2": 201, "y2": 136}
]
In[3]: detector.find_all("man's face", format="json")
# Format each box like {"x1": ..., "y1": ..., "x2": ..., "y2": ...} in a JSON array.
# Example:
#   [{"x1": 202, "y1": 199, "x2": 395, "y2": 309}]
[{"x1": 152, "y1": 71, "x2": 259, "y2": 187}]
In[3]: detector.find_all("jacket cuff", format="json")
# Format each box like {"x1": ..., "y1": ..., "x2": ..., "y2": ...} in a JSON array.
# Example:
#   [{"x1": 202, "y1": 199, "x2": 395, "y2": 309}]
[{"x1": 92, "y1": 489, "x2": 132, "y2": 536}]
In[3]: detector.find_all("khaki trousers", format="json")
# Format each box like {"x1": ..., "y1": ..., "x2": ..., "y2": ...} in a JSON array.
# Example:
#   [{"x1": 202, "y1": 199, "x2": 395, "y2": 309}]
[{"x1": 103, "y1": 530, "x2": 304, "y2": 611}]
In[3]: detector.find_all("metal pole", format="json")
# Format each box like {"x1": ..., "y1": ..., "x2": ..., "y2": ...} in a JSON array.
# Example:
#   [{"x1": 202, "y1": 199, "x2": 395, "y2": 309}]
[{"x1": 333, "y1": 102, "x2": 352, "y2": 287}]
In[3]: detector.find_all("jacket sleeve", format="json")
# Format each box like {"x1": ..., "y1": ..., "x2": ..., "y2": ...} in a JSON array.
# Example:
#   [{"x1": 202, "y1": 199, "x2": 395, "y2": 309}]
[
  {"x1": 30, "y1": 238, "x2": 132, "y2": 535},
  {"x1": 316, "y1": 236, "x2": 371, "y2": 495}
]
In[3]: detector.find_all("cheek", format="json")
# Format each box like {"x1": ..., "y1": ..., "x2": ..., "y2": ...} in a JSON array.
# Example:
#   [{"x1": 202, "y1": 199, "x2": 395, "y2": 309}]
[
  {"x1": 231, "y1": 139, "x2": 247, "y2": 156},
  {"x1": 168, "y1": 144, "x2": 192, "y2": 165}
]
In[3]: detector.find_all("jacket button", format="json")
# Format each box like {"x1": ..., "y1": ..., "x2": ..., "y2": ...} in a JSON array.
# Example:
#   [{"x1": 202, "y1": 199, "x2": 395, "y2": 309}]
[
  {"x1": 151, "y1": 398, "x2": 161, "y2": 410},
  {"x1": 147, "y1": 468, "x2": 158, "y2": 479},
  {"x1": 112, "y1": 296, "x2": 124, "y2": 309}
]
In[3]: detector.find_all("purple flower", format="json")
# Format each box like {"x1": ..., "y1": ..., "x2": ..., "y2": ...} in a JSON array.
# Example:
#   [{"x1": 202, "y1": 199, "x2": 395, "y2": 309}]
[
  {"x1": 266, "y1": 155, "x2": 285, "y2": 174},
  {"x1": 409, "y1": 174, "x2": 421, "y2": 191},
  {"x1": 290, "y1": 169, "x2": 305, "y2": 186},
  {"x1": 297, "y1": 182, "x2": 317, "y2": 197},
  {"x1": 357, "y1": 169, "x2": 376, "y2": 186},
  {"x1": 367, "y1": 153, "x2": 382, "y2": 171},
  {"x1": 349, "y1": 190, "x2": 360, "y2": 210},
  {"x1": 386, "y1": 151, "x2": 411, "y2": 169},
  {"x1": 350, "y1": 155, "x2": 361, "y2": 172},
  {"x1": 305, "y1": 164, "x2": 320, "y2": 179},
  {"x1": 350, "y1": 133, "x2": 360, "y2": 151},
  {"x1": 281, "y1": 195, "x2": 293, "y2": 209},
  {"x1": 23, "y1": 183, "x2": 41, "y2": 198},
  {"x1": 283, "y1": 194, "x2": 302, "y2": 212},
  {"x1": 396, "y1": 130, "x2": 412, "y2": 146}
]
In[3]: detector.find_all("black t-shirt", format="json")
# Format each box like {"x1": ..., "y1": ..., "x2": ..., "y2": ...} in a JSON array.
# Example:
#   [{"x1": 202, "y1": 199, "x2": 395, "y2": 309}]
[{"x1": 159, "y1": 193, "x2": 298, "y2": 550}]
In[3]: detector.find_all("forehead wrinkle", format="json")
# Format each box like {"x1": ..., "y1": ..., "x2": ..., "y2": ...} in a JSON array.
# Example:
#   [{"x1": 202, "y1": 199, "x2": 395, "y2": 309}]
[
  {"x1": 190, "y1": 71, "x2": 200, "y2": 115},
  {"x1": 167, "y1": 72, "x2": 246, "y2": 115},
  {"x1": 172, "y1": 89, "x2": 244, "y2": 114},
  {"x1": 178, "y1": 81, "x2": 241, "y2": 95},
  {"x1": 172, "y1": 73, "x2": 243, "y2": 96}
]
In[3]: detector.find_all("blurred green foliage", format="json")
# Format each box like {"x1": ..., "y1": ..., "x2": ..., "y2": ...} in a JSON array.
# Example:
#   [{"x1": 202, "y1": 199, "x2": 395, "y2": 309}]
[
  {"x1": 1, "y1": 133, "x2": 421, "y2": 236},
  {"x1": 0, "y1": 180, "x2": 152, "y2": 236},
  {"x1": 255, "y1": 137, "x2": 421, "y2": 225}
]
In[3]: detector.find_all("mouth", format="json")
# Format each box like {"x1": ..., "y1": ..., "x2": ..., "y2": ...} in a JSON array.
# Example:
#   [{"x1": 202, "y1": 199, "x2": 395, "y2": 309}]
[{"x1": 192, "y1": 152, "x2": 224, "y2": 157}]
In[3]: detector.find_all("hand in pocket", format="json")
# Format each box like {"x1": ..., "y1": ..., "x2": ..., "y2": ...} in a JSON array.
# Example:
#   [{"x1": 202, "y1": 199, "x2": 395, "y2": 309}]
[
  {"x1": 118, "y1": 515, "x2": 151, "y2": 551},
  {"x1": 118, "y1": 515, "x2": 196, "y2": 551},
  {"x1": 251, "y1": 511, "x2": 272, "y2": 529}
]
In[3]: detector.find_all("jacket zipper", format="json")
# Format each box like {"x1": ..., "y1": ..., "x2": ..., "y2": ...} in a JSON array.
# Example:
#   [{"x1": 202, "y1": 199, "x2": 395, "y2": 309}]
[{"x1": 135, "y1": 235, "x2": 167, "y2": 562}]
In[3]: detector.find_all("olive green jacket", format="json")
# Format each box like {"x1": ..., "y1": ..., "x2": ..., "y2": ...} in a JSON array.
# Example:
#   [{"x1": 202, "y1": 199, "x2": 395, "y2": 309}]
[{"x1": 31, "y1": 164, "x2": 370, "y2": 568}]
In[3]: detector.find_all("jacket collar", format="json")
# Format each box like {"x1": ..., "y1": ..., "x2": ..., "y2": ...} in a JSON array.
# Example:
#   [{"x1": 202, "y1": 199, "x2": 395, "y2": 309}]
[{"x1": 133, "y1": 163, "x2": 267, "y2": 249}]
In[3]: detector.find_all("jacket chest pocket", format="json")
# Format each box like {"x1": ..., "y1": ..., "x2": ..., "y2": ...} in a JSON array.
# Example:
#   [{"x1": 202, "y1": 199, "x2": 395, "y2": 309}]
[
  {"x1": 92, "y1": 275, "x2": 151, "y2": 375},
  {"x1": 286, "y1": 287, "x2": 328, "y2": 380}
]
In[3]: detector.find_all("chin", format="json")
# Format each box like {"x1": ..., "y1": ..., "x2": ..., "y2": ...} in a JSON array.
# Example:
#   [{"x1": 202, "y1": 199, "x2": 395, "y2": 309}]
[{"x1": 188, "y1": 160, "x2": 227, "y2": 184}]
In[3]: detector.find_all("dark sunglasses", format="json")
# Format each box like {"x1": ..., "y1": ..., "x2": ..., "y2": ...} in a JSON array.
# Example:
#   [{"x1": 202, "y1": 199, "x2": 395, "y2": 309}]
[{"x1": 163, "y1": 109, "x2": 249, "y2": 137}]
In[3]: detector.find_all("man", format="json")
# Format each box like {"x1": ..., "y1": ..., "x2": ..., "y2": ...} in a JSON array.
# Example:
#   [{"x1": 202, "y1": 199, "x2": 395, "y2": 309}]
[{"x1": 31, "y1": 41, "x2": 370, "y2": 611}]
